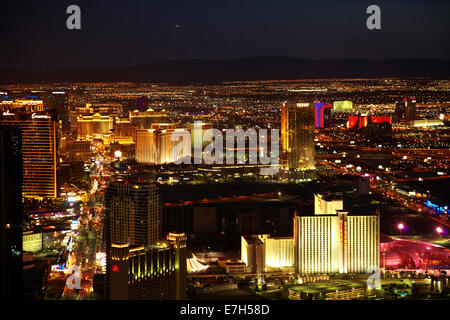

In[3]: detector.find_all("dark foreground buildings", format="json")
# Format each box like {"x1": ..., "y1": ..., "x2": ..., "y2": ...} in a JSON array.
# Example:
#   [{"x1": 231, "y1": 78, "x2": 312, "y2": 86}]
[
  {"x1": 162, "y1": 200, "x2": 296, "y2": 238},
  {"x1": 0, "y1": 126, "x2": 23, "y2": 299}
]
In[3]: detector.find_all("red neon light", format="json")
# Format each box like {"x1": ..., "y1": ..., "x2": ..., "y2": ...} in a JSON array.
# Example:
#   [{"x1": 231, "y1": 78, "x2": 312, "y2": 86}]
[
  {"x1": 370, "y1": 116, "x2": 392, "y2": 124},
  {"x1": 112, "y1": 265, "x2": 119, "y2": 272},
  {"x1": 348, "y1": 116, "x2": 359, "y2": 129}
]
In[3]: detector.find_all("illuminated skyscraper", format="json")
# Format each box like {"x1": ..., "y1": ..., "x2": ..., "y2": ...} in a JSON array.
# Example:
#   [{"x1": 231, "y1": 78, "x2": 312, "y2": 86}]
[
  {"x1": 105, "y1": 182, "x2": 160, "y2": 248},
  {"x1": 242, "y1": 194, "x2": 378, "y2": 275},
  {"x1": 108, "y1": 233, "x2": 187, "y2": 300},
  {"x1": 281, "y1": 102, "x2": 315, "y2": 171},
  {"x1": 104, "y1": 182, "x2": 186, "y2": 300},
  {"x1": 294, "y1": 195, "x2": 379, "y2": 274},
  {"x1": 0, "y1": 125, "x2": 23, "y2": 299},
  {"x1": 0, "y1": 114, "x2": 57, "y2": 198},
  {"x1": 136, "y1": 126, "x2": 190, "y2": 164},
  {"x1": 241, "y1": 235, "x2": 265, "y2": 274}
]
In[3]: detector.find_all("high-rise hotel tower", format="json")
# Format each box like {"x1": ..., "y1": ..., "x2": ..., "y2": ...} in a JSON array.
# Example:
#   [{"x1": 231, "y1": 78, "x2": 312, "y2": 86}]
[
  {"x1": 0, "y1": 112, "x2": 57, "y2": 198},
  {"x1": 281, "y1": 102, "x2": 315, "y2": 171},
  {"x1": 104, "y1": 182, "x2": 187, "y2": 300},
  {"x1": 294, "y1": 193, "x2": 380, "y2": 274},
  {"x1": 105, "y1": 182, "x2": 160, "y2": 247}
]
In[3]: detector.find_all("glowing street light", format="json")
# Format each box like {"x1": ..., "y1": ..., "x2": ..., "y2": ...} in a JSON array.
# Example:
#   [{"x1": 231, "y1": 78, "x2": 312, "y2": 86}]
[
  {"x1": 397, "y1": 223, "x2": 405, "y2": 235},
  {"x1": 436, "y1": 227, "x2": 443, "y2": 235}
]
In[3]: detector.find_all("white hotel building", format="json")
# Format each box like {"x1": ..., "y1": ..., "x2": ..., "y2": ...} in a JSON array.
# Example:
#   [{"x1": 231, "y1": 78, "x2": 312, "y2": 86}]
[
  {"x1": 241, "y1": 193, "x2": 380, "y2": 275},
  {"x1": 294, "y1": 193, "x2": 379, "y2": 274}
]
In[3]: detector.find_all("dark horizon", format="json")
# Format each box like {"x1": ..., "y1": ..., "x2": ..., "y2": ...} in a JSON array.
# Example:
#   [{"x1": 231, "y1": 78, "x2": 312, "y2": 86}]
[
  {"x1": 0, "y1": 56, "x2": 448, "y2": 84},
  {"x1": 2, "y1": 55, "x2": 450, "y2": 72}
]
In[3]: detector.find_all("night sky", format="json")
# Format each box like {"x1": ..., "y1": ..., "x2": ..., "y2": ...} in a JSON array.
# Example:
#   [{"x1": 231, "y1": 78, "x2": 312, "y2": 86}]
[{"x1": 0, "y1": 0, "x2": 448, "y2": 70}]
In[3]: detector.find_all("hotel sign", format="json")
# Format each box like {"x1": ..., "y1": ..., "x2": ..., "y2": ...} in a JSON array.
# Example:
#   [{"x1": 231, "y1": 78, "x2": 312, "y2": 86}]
[{"x1": 32, "y1": 113, "x2": 50, "y2": 119}]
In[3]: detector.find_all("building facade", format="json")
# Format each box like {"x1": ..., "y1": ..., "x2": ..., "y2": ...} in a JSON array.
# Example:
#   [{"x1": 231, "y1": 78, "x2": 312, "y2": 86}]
[
  {"x1": 294, "y1": 210, "x2": 380, "y2": 274},
  {"x1": 241, "y1": 235, "x2": 265, "y2": 274},
  {"x1": 109, "y1": 233, "x2": 187, "y2": 300},
  {"x1": 241, "y1": 234, "x2": 294, "y2": 272},
  {"x1": 314, "y1": 193, "x2": 343, "y2": 215},
  {"x1": 0, "y1": 114, "x2": 57, "y2": 198},
  {"x1": 281, "y1": 102, "x2": 315, "y2": 171},
  {"x1": 104, "y1": 182, "x2": 160, "y2": 248},
  {"x1": 0, "y1": 99, "x2": 44, "y2": 113},
  {"x1": 136, "y1": 127, "x2": 190, "y2": 164},
  {"x1": 104, "y1": 182, "x2": 186, "y2": 300},
  {"x1": 76, "y1": 113, "x2": 114, "y2": 138},
  {"x1": 262, "y1": 235, "x2": 294, "y2": 269}
]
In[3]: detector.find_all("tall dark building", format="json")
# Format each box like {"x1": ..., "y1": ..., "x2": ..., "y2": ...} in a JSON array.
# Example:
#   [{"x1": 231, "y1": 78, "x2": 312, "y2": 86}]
[
  {"x1": 136, "y1": 96, "x2": 149, "y2": 112},
  {"x1": 105, "y1": 182, "x2": 160, "y2": 247},
  {"x1": 104, "y1": 182, "x2": 186, "y2": 300},
  {"x1": 0, "y1": 125, "x2": 23, "y2": 299},
  {"x1": 395, "y1": 97, "x2": 416, "y2": 122},
  {"x1": 46, "y1": 91, "x2": 70, "y2": 134}
]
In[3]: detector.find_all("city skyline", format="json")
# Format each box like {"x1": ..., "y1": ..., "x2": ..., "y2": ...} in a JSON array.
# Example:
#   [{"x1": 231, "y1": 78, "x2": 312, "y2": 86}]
[
  {"x1": 1, "y1": 79, "x2": 448, "y2": 303},
  {"x1": 0, "y1": 0, "x2": 449, "y2": 312}
]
